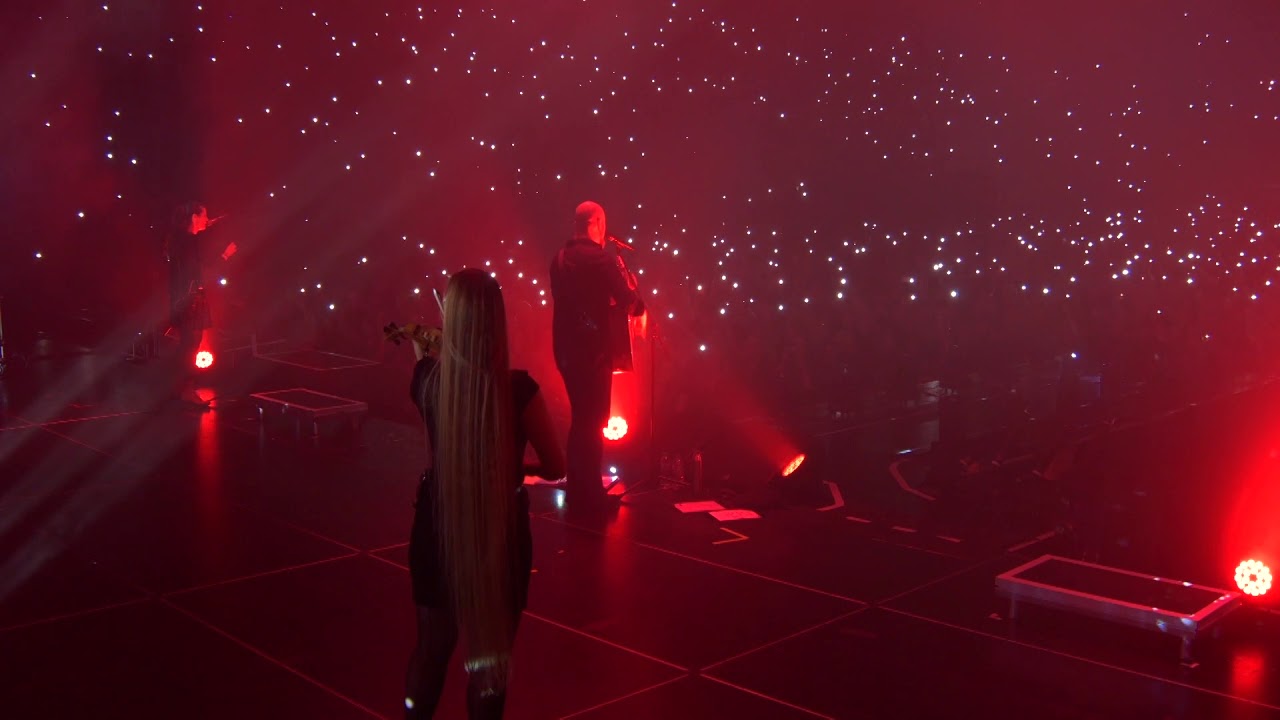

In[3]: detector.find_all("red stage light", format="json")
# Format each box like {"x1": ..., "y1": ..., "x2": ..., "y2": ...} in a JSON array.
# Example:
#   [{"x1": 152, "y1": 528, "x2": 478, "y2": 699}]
[
  {"x1": 603, "y1": 416, "x2": 628, "y2": 441},
  {"x1": 195, "y1": 350, "x2": 214, "y2": 369},
  {"x1": 1234, "y1": 559, "x2": 1272, "y2": 597},
  {"x1": 781, "y1": 453, "x2": 806, "y2": 477}
]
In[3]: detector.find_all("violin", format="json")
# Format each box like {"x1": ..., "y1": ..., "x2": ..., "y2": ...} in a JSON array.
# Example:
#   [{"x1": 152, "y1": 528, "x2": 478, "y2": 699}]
[{"x1": 384, "y1": 322, "x2": 442, "y2": 357}]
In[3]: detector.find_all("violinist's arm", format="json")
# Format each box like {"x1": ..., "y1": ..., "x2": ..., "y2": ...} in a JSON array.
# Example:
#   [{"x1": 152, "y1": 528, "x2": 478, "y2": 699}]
[
  {"x1": 522, "y1": 390, "x2": 566, "y2": 480},
  {"x1": 409, "y1": 326, "x2": 442, "y2": 361}
]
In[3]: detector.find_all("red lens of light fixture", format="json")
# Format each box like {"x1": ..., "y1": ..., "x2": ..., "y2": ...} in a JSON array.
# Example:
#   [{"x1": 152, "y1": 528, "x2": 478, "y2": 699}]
[
  {"x1": 603, "y1": 416, "x2": 628, "y2": 441},
  {"x1": 1234, "y1": 559, "x2": 1272, "y2": 597},
  {"x1": 195, "y1": 350, "x2": 214, "y2": 369},
  {"x1": 781, "y1": 453, "x2": 806, "y2": 477}
]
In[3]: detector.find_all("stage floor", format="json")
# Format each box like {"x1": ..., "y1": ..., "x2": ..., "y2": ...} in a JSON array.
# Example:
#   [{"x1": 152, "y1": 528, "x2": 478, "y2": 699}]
[{"x1": 1, "y1": 352, "x2": 1278, "y2": 719}]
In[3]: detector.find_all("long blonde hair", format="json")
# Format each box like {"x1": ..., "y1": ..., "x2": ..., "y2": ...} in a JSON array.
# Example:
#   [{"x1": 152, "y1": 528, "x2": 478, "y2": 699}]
[{"x1": 430, "y1": 268, "x2": 516, "y2": 681}]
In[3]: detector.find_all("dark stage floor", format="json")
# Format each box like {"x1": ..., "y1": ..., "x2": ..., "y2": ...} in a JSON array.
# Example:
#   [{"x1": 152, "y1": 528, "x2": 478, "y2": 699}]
[{"x1": 2, "y1": 348, "x2": 1278, "y2": 719}]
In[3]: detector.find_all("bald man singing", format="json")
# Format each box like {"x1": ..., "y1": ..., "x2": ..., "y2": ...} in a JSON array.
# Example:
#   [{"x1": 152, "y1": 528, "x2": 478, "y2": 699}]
[{"x1": 550, "y1": 201, "x2": 644, "y2": 516}]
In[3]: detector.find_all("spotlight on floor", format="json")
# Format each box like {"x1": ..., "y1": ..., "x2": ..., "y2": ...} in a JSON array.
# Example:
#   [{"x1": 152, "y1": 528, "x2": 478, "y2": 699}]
[
  {"x1": 770, "y1": 448, "x2": 825, "y2": 506},
  {"x1": 781, "y1": 453, "x2": 806, "y2": 477},
  {"x1": 1235, "y1": 559, "x2": 1272, "y2": 597},
  {"x1": 194, "y1": 350, "x2": 214, "y2": 369},
  {"x1": 731, "y1": 447, "x2": 824, "y2": 511}
]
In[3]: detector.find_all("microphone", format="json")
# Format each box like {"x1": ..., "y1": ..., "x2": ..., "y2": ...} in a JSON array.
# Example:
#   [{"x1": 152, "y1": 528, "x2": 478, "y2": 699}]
[
  {"x1": 606, "y1": 234, "x2": 635, "y2": 251},
  {"x1": 208, "y1": 214, "x2": 228, "y2": 226}
]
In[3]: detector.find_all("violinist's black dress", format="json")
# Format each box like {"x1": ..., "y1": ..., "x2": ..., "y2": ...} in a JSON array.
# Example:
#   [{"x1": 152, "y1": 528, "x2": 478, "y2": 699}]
[{"x1": 408, "y1": 357, "x2": 537, "y2": 609}]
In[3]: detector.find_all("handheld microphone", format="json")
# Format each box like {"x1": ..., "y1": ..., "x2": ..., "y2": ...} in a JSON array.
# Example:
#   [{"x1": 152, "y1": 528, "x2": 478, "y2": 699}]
[{"x1": 606, "y1": 234, "x2": 635, "y2": 251}]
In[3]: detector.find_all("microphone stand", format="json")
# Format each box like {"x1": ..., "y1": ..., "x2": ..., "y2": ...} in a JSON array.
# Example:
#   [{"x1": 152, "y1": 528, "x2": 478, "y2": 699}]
[
  {"x1": 603, "y1": 237, "x2": 678, "y2": 498},
  {"x1": 615, "y1": 309, "x2": 662, "y2": 499},
  {"x1": 606, "y1": 237, "x2": 658, "y2": 497},
  {"x1": 0, "y1": 296, "x2": 7, "y2": 378},
  {"x1": 646, "y1": 313, "x2": 662, "y2": 495}
]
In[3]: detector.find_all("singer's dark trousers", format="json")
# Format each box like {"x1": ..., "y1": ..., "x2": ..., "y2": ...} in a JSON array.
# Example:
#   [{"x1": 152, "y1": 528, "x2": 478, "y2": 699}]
[
  {"x1": 164, "y1": 317, "x2": 203, "y2": 398},
  {"x1": 557, "y1": 354, "x2": 612, "y2": 510}
]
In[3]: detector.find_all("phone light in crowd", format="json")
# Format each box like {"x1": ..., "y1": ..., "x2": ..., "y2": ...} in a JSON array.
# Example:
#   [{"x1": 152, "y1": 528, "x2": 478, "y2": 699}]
[
  {"x1": 195, "y1": 351, "x2": 214, "y2": 369},
  {"x1": 781, "y1": 453, "x2": 806, "y2": 477},
  {"x1": 1234, "y1": 559, "x2": 1272, "y2": 597},
  {"x1": 603, "y1": 415, "x2": 628, "y2": 441}
]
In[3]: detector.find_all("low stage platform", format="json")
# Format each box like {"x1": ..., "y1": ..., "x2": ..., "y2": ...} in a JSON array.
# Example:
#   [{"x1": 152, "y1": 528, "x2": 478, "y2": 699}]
[
  {"x1": 996, "y1": 555, "x2": 1243, "y2": 665},
  {"x1": 250, "y1": 387, "x2": 368, "y2": 439}
]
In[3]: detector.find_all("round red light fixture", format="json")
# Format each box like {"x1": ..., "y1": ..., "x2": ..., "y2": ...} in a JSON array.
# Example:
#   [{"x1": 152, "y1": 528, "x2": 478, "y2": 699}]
[
  {"x1": 1234, "y1": 559, "x2": 1272, "y2": 597},
  {"x1": 603, "y1": 416, "x2": 628, "y2": 441},
  {"x1": 195, "y1": 350, "x2": 214, "y2": 369}
]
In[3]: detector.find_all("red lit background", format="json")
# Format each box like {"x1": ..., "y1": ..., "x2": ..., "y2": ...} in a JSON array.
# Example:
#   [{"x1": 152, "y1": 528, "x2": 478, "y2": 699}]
[{"x1": 0, "y1": 2, "x2": 1278, "y2": 595}]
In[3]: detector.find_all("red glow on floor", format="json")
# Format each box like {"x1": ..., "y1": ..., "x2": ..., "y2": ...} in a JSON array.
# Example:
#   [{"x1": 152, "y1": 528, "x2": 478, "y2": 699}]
[
  {"x1": 603, "y1": 415, "x2": 629, "y2": 441},
  {"x1": 1229, "y1": 648, "x2": 1265, "y2": 698}
]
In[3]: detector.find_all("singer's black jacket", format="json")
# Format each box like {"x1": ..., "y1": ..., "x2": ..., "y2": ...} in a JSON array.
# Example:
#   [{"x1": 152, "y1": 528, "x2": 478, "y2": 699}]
[
  {"x1": 165, "y1": 229, "x2": 210, "y2": 329},
  {"x1": 549, "y1": 237, "x2": 644, "y2": 370}
]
